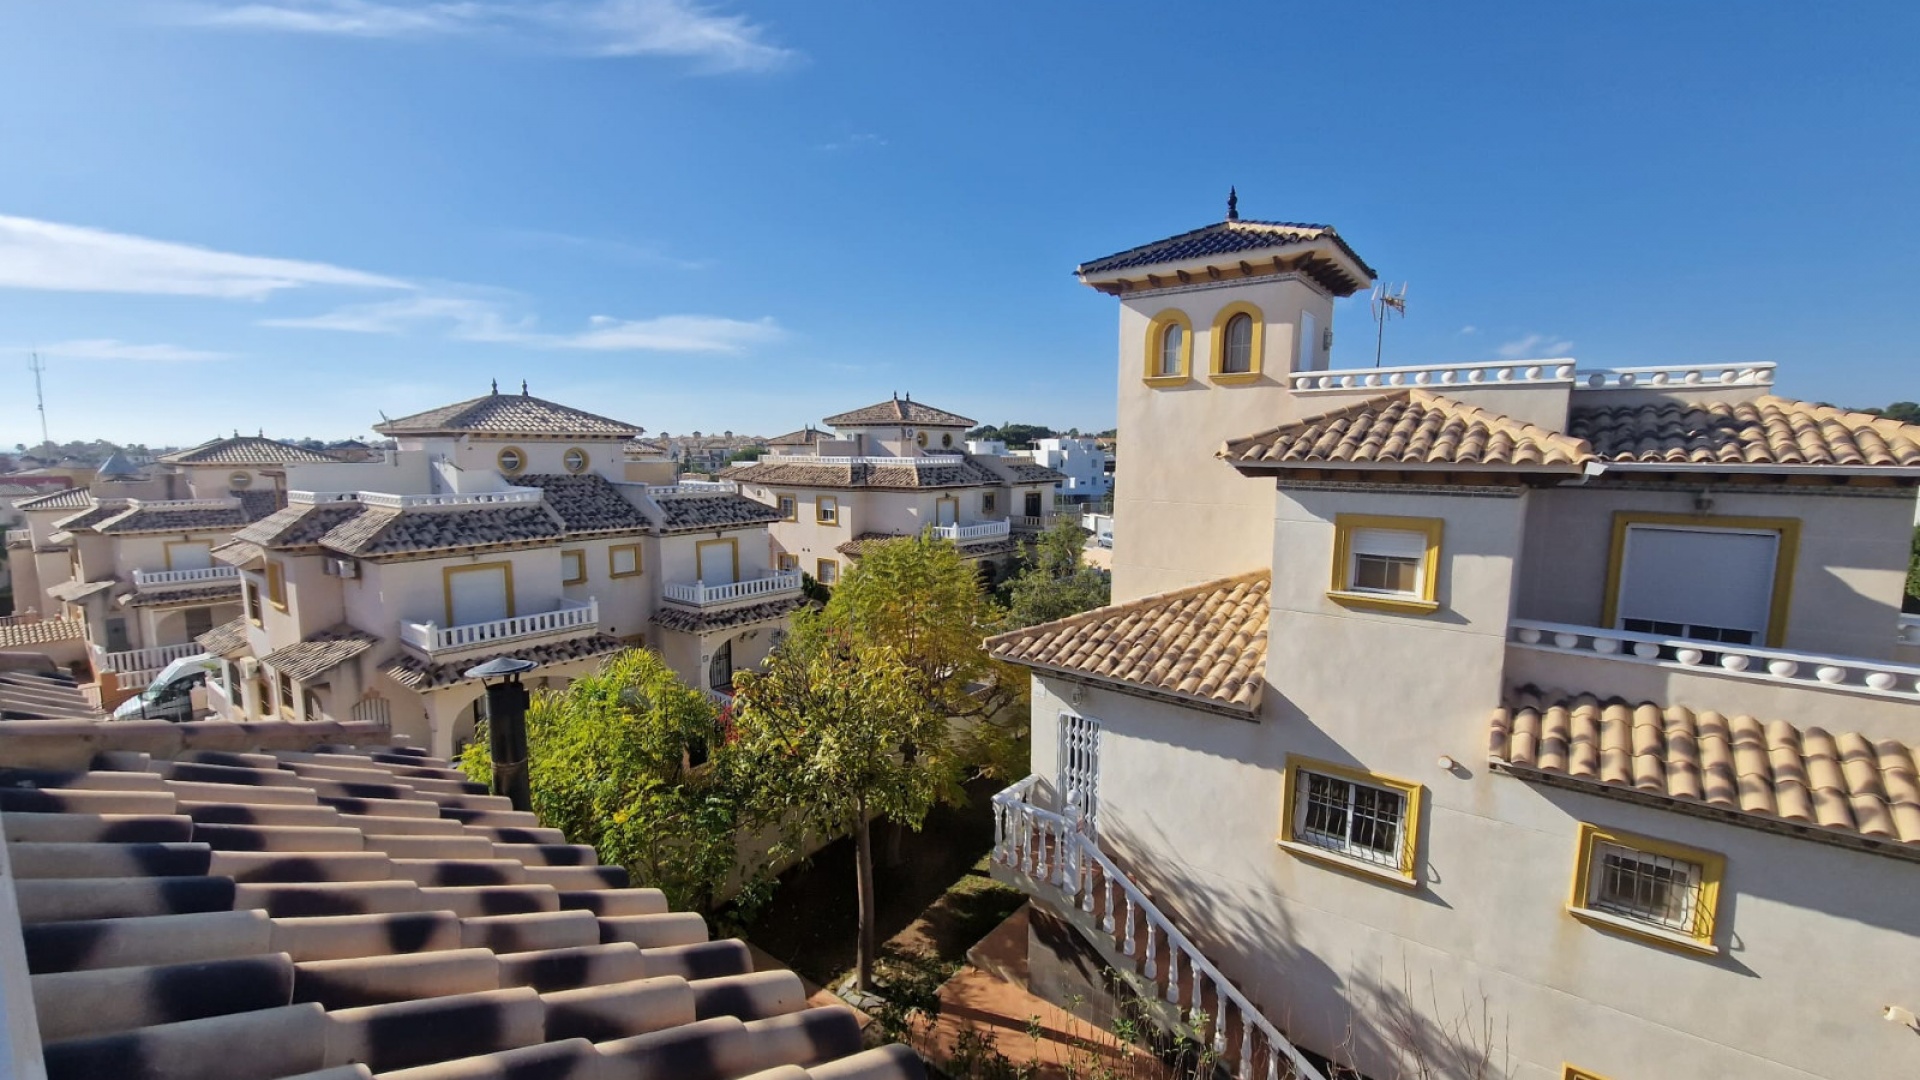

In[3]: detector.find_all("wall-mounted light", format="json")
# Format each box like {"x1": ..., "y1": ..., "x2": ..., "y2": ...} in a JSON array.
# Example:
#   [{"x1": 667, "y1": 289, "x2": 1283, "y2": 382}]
[
  {"x1": 1694, "y1": 489, "x2": 1715, "y2": 513},
  {"x1": 1436, "y1": 755, "x2": 1458, "y2": 772},
  {"x1": 1886, "y1": 1004, "x2": 1918, "y2": 1030}
]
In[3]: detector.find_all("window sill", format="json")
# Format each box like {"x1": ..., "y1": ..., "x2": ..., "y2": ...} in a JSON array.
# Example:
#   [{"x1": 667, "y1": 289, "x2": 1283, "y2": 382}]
[
  {"x1": 1142, "y1": 374, "x2": 1191, "y2": 388},
  {"x1": 1276, "y1": 839, "x2": 1418, "y2": 889},
  {"x1": 1327, "y1": 590, "x2": 1440, "y2": 615},
  {"x1": 609, "y1": 571, "x2": 643, "y2": 580},
  {"x1": 1567, "y1": 905, "x2": 1720, "y2": 957},
  {"x1": 1210, "y1": 372, "x2": 1263, "y2": 386}
]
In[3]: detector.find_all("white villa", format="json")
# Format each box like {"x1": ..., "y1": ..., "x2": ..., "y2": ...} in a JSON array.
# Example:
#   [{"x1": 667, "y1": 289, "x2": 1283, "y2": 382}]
[
  {"x1": 985, "y1": 206, "x2": 1920, "y2": 1080},
  {"x1": 723, "y1": 395, "x2": 1066, "y2": 586},
  {"x1": 189, "y1": 387, "x2": 801, "y2": 757}
]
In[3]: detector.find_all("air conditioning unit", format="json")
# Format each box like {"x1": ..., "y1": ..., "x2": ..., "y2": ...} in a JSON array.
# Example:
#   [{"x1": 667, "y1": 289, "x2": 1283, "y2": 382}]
[{"x1": 325, "y1": 558, "x2": 359, "y2": 579}]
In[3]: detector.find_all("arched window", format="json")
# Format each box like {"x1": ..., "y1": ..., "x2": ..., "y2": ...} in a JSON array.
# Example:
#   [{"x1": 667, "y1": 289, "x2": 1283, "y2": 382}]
[
  {"x1": 1222, "y1": 314, "x2": 1254, "y2": 374},
  {"x1": 1158, "y1": 323, "x2": 1185, "y2": 377}
]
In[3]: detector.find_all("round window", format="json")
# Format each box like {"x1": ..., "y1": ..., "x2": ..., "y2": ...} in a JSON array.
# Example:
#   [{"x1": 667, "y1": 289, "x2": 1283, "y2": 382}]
[
  {"x1": 563, "y1": 448, "x2": 589, "y2": 474},
  {"x1": 942, "y1": 433, "x2": 953, "y2": 448},
  {"x1": 916, "y1": 431, "x2": 928, "y2": 448},
  {"x1": 228, "y1": 471, "x2": 253, "y2": 489},
  {"x1": 497, "y1": 447, "x2": 525, "y2": 474}
]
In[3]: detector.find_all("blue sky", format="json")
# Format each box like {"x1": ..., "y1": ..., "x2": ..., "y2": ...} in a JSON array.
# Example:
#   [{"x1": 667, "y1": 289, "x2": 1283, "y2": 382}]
[{"x1": 1, "y1": 2, "x2": 1916, "y2": 449}]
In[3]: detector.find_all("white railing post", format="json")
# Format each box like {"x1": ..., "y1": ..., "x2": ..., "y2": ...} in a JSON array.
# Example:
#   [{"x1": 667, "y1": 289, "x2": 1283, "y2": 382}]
[{"x1": 1509, "y1": 618, "x2": 1920, "y2": 700}]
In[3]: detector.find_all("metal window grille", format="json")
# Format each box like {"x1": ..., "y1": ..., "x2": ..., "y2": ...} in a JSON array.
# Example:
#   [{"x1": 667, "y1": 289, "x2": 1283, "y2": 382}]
[
  {"x1": 1058, "y1": 712, "x2": 1101, "y2": 838},
  {"x1": 1296, "y1": 770, "x2": 1405, "y2": 868},
  {"x1": 1590, "y1": 842, "x2": 1706, "y2": 935}
]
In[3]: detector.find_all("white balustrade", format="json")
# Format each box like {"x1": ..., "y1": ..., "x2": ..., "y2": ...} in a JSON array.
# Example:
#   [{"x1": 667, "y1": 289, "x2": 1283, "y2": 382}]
[
  {"x1": 131, "y1": 565, "x2": 241, "y2": 591},
  {"x1": 808, "y1": 455, "x2": 965, "y2": 467},
  {"x1": 288, "y1": 490, "x2": 364, "y2": 505},
  {"x1": 1011, "y1": 514, "x2": 1053, "y2": 531},
  {"x1": 1290, "y1": 358, "x2": 1577, "y2": 393},
  {"x1": 645, "y1": 480, "x2": 740, "y2": 497},
  {"x1": 991, "y1": 777, "x2": 1326, "y2": 1080},
  {"x1": 4, "y1": 528, "x2": 28, "y2": 544},
  {"x1": 98, "y1": 641, "x2": 204, "y2": 675},
  {"x1": 359, "y1": 487, "x2": 542, "y2": 510},
  {"x1": 398, "y1": 598, "x2": 598, "y2": 655},
  {"x1": 663, "y1": 572, "x2": 803, "y2": 608},
  {"x1": 931, "y1": 519, "x2": 1012, "y2": 543},
  {"x1": 124, "y1": 497, "x2": 242, "y2": 511},
  {"x1": 1896, "y1": 614, "x2": 1920, "y2": 647},
  {"x1": 1509, "y1": 618, "x2": 1920, "y2": 699},
  {"x1": 700, "y1": 686, "x2": 735, "y2": 708},
  {"x1": 1576, "y1": 362, "x2": 1775, "y2": 390}
]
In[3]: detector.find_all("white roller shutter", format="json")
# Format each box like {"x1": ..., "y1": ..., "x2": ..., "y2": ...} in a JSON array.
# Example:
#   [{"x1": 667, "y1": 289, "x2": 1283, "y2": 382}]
[
  {"x1": 1617, "y1": 526, "x2": 1778, "y2": 638},
  {"x1": 448, "y1": 566, "x2": 511, "y2": 627}
]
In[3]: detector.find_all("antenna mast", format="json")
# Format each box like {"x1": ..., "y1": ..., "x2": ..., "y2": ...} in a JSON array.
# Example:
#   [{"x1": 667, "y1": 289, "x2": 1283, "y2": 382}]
[
  {"x1": 1370, "y1": 283, "x2": 1408, "y2": 367},
  {"x1": 28, "y1": 352, "x2": 49, "y2": 450}
]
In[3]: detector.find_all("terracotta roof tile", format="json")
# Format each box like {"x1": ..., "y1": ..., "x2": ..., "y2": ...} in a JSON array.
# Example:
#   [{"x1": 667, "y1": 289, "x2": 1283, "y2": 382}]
[
  {"x1": 822, "y1": 397, "x2": 975, "y2": 429},
  {"x1": 95, "y1": 492, "x2": 280, "y2": 535},
  {"x1": 652, "y1": 596, "x2": 806, "y2": 634},
  {"x1": 196, "y1": 616, "x2": 251, "y2": 659},
  {"x1": 650, "y1": 492, "x2": 784, "y2": 533},
  {"x1": 766, "y1": 427, "x2": 830, "y2": 447},
  {"x1": 382, "y1": 634, "x2": 628, "y2": 690},
  {"x1": 159, "y1": 436, "x2": 340, "y2": 466},
  {"x1": 320, "y1": 505, "x2": 564, "y2": 559},
  {"x1": 46, "y1": 579, "x2": 118, "y2": 603},
  {"x1": 50, "y1": 500, "x2": 131, "y2": 533},
  {"x1": 1224, "y1": 390, "x2": 1591, "y2": 471},
  {"x1": 14, "y1": 487, "x2": 92, "y2": 511},
  {"x1": 0, "y1": 617, "x2": 86, "y2": 648},
  {"x1": 261, "y1": 626, "x2": 379, "y2": 682},
  {"x1": 1490, "y1": 688, "x2": 1920, "y2": 849},
  {"x1": 1568, "y1": 395, "x2": 1920, "y2": 469},
  {"x1": 121, "y1": 582, "x2": 242, "y2": 609},
  {"x1": 723, "y1": 457, "x2": 1003, "y2": 491},
  {"x1": 0, "y1": 667, "x2": 98, "y2": 720},
  {"x1": 233, "y1": 502, "x2": 367, "y2": 551},
  {"x1": 512, "y1": 474, "x2": 651, "y2": 536},
  {"x1": 374, "y1": 392, "x2": 641, "y2": 438},
  {"x1": 987, "y1": 572, "x2": 1269, "y2": 714},
  {"x1": 1078, "y1": 217, "x2": 1377, "y2": 280}
]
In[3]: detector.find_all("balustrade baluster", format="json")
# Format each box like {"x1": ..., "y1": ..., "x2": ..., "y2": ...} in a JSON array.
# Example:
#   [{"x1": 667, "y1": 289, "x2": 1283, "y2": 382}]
[
  {"x1": 1101, "y1": 875, "x2": 1115, "y2": 932},
  {"x1": 1123, "y1": 895, "x2": 1136, "y2": 957},
  {"x1": 1144, "y1": 920, "x2": 1157, "y2": 980},
  {"x1": 1240, "y1": 1014, "x2": 1254, "y2": 1077},
  {"x1": 1213, "y1": 980, "x2": 1228, "y2": 1053},
  {"x1": 1165, "y1": 948, "x2": 1182, "y2": 1005}
]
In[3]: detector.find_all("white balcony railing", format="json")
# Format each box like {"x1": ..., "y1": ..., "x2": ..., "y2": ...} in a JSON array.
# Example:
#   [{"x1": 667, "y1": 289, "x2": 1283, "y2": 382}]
[
  {"x1": 96, "y1": 640, "x2": 204, "y2": 676},
  {"x1": 124, "y1": 497, "x2": 242, "y2": 511},
  {"x1": 288, "y1": 490, "x2": 364, "y2": 505},
  {"x1": 1290, "y1": 358, "x2": 1576, "y2": 393},
  {"x1": 1900, "y1": 614, "x2": 1920, "y2": 647},
  {"x1": 1510, "y1": 618, "x2": 1920, "y2": 700},
  {"x1": 992, "y1": 777, "x2": 1326, "y2": 1080},
  {"x1": 931, "y1": 519, "x2": 1012, "y2": 544},
  {"x1": 1011, "y1": 514, "x2": 1053, "y2": 532},
  {"x1": 4, "y1": 528, "x2": 28, "y2": 544},
  {"x1": 399, "y1": 598, "x2": 597, "y2": 655},
  {"x1": 359, "y1": 487, "x2": 542, "y2": 510},
  {"x1": 809, "y1": 455, "x2": 964, "y2": 467},
  {"x1": 645, "y1": 480, "x2": 739, "y2": 497},
  {"x1": 663, "y1": 572, "x2": 803, "y2": 608},
  {"x1": 701, "y1": 686, "x2": 735, "y2": 709},
  {"x1": 1576, "y1": 363, "x2": 1775, "y2": 391},
  {"x1": 131, "y1": 565, "x2": 241, "y2": 591}
]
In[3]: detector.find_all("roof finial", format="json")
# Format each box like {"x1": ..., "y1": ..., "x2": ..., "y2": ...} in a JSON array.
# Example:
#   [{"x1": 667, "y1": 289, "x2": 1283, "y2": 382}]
[
  {"x1": 257, "y1": 428, "x2": 263, "y2": 438},
  {"x1": 521, "y1": 380, "x2": 528, "y2": 396},
  {"x1": 1226, "y1": 186, "x2": 1239, "y2": 222},
  {"x1": 491, "y1": 379, "x2": 499, "y2": 395}
]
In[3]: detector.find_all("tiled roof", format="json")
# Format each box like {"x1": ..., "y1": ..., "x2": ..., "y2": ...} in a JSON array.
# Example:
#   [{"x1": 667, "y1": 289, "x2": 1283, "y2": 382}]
[
  {"x1": 51, "y1": 500, "x2": 131, "y2": 533},
  {"x1": 512, "y1": 474, "x2": 651, "y2": 536},
  {"x1": 1224, "y1": 390, "x2": 1592, "y2": 472},
  {"x1": 233, "y1": 502, "x2": 367, "y2": 551},
  {"x1": 46, "y1": 579, "x2": 118, "y2": 603},
  {"x1": 651, "y1": 493, "x2": 784, "y2": 533},
  {"x1": 13, "y1": 487, "x2": 91, "y2": 511},
  {"x1": 723, "y1": 457, "x2": 1004, "y2": 491},
  {"x1": 320, "y1": 505, "x2": 564, "y2": 559},
  {"x1": 0, "y1": 617, "x2": 86, "y2": 648},
  {"x1": 0, "y1": 667, "x2": 98, "y2": 721},
  {"x1": 835, "y1": 532, "x2": 1016, "y2": 561},
  {"x1": 196, "y1": 616, "x2": 252, "y2": 659},
  {"x1": 766, "y1": 427, "x2": 829, "y2": 447},
  {"x1": 96, "y1": 491, "x2": 280, "y2": 535},
  {"x1": 623, "y1": 438, "x2": 671, "y2": 457},
  {"x1": 987, "y1": 571, "x2": 1270, "y2": 714},
  {"x1": 997, "y1": 461, "x2": 1070, "y2": 484},
  {"x1": 212, "y1": 539, "x2": 268, "y2": 568},
  {"x1": 261, "y1": 626, "x2": 380, "y2": 682},
  {"x1": 823, "y1": 397, "x2": 976, "y2": 429},
  {"x1": 1568, "y1": 396, "x2": 1920, "y2": 469},
  {"x1": 95, "y1": 451, "x2": 144, "y2": 479},
  {"x1": 374, "y1": 391, "x2": 642, "y2": 438},
  {"x1": 382, "y1": 633, "x2": 629, "y2": 690},
  {"x1": 652, "y1": 596, "x2": 806, "y2": 635},
  {"x1": 0, "y1": 719, "x2": 920, "y2": 1080},
  {"x1": 121, "y1": 582, "x2": 242, "y2": 609},
  {"x1": 1077, "y1": 218, "x2": 1377, "y2": 280},
  {"x1": 1491, "y1": 688, "x2": 1920, "y2": 850},
  {"x1": 159, "y1": 436, "x2": 340, "y2": 466}
]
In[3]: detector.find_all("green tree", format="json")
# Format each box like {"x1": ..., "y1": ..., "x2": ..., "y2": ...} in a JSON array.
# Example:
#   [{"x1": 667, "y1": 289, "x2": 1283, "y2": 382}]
[
  {"x1": 1907, "y1": 524, "x2": 1919, "y2": 612},
  {"x1": 458, "y1": 650, "x2": 748, "y2": 912},
  {"x1": 726, "y1": 447, "x2": 764, "y2": 463},
  {"x1": 730, "y1": 617, "x2": 957, "y2": 990},
  {"x1": 964, "y1": 423, "x2": 1055, "y2": 449},
  {"x1": 1004, "y1": 518, "x2": 1112, "y2": 629},
  {"x1": 1867, "y1": 401, "x2": 1920, "y2": 425}
]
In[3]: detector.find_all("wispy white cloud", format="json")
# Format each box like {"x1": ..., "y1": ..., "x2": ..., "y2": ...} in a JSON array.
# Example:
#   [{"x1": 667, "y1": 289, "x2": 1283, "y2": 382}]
[
  {"x1": 1496, "y1": 332, "x2": 1574, "y2": 359},
  {"x1": 0, "y1": 215, "x2": 407, "y2": 299},
  {"x1": 1459, "y1": 325, "x2": 1477, "y2": 335},
  {"x1": 31, "y1": 338, "x2": 234, "y2": 362},
  {"x1": 266, "y1": 295, "x2": 783, "y2": 353},
  {"x1": 499, "y1": 228, "x2": 713, "y2": 271},
  {"x1": 817, "y1": 132, "x2": 887, "y2": 152},
  {"x1": 179, "y1": 0, "x2": 799, "y2": 72}
]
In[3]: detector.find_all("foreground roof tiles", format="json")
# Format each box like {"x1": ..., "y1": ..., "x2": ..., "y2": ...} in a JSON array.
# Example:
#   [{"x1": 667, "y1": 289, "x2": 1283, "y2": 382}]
[
  {"x1": 1490, "y1": 688, "x2": 1920, "y2": 850},
  {"x1": 0, "y1": 719, "x2": 923, "y2": 1080},
  {"x1": 0, "y1": 617, "x2": 86, "y2": 649},
  {"x1": 374, "y1": 390, "x2": 642, "y2": 438},
  {"x1": 159, "y1": 436, "x2": 341, "y2": 466},
  {"x1": 822, "y1": 397, "x2": 975, "y2": 429},
  {"x1": 1224, "y1": 390, "x2": 1591, "y2": 471},
  {"x1": 1077, "y1": 218, "x2": 1377, "y2": 280},
  {"x1": 1568, "y1": 395, "x2": 1920, "y2": 469},
  {"x1": 987, "y1": 572, "x2": 1270, "y2": 714},
  {"x1": 0, "y1": 666, "x2": 98, "y2": 720}
]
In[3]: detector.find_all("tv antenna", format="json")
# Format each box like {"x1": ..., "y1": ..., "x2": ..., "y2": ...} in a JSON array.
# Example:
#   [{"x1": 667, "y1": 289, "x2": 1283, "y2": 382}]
[
  {"x1": 28, "y1": 352, "x2": 50, "y2": 450},
  {"x1": 1370, "y1": 283, "x2": 1407, "y2": 367}
]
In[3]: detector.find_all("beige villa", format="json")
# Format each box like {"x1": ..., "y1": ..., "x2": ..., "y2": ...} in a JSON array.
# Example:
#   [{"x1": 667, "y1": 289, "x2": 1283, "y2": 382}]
[
  {"x1": 985, "y1": 208, "x2": 1920, "y2": 1080},
  {"x1": 194, "y1": 387, "x2": 801, "y2": 757},
  {"x1": 724, "y1": 394, "x2": 1067, "y2": 586}
]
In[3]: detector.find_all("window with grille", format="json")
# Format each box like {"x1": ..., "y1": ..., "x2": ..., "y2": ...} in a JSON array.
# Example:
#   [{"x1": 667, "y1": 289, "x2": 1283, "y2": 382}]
[
  {"x1": 1057, "y1": 712, "x2": 1100, "y2": 838},
  {"x1": 1571, "y1": 824, "x2": 1723, "y2": 951},
  {"x1": 1291, "y1": 768, "x2": 1409, "y2": 870}
]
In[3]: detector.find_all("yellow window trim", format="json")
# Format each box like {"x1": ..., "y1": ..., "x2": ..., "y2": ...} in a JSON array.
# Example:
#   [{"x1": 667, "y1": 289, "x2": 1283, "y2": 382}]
[
  {"x1": 1562, "y1": 1067, "x2": 1615, "y2": 1080},
  {"x1": 163, "y1": 539, "x2": 211, "y2": 570},
  {"x1": 244, "y1": 580, "x2": 263, "y2": 627},
  {"x1": 608, "y1": 543, "x2": 644, "y2": 579},
  {"x1": 816, "y1": 496, "x2": 840, "y2": 525},
  {"x1": 563, "y1": 447, "x2": 590, "y2": 475},
  {"x1": 776, "y1": 492, "x2": 799, "y2": 522},
  {"x1": 1568, "y1": 822, "x2": 1725, "y2": 956},
  {"x1": 696, "y1": 537, "x2": 740, "y2": 581},
  {"x1": 561, "y1": 548, "x2": 586, "y2": 585},
  {"x1": 777, "y1": 553, "x2": 799, "y2": 572},
  {"x1": 816, "y1": 557, "x2": 839, "y2": 584},
  {"x1": 442, "y1": 561, "x2": 517, "y2": 625},
  {"x1": 1209, "y1": 301, "x2": 1266, "y2": 385},
  {"x1": 1142, "y1": 309, "x2": 1194, "y2": 386},
  {"x1": 934, "y1": 495, "x2": 959, "y2": 524},
  {"x1": 1278, "y1": 756, "x2": 1423, "y2": 886},
  {"x1": 496, "y1": 445, "x2": 527, "y2": 476},
  {"x1": 1328, "y1": 514, "x2": 1443, "y2": 615},
  {"x1": 1600, "y1": 512, "x2": 1799, "y2": 648},
  {"x1": 265, "y1": 561, "x2": 288, "y2": 612}
]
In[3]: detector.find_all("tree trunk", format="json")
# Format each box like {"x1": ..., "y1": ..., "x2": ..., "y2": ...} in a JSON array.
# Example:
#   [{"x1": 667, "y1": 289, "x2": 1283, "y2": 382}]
[
  {"x1": 885, "y1": 818, "x2": 905, "y2": 866},
  {"x1": 854, "y1": 802, "x2": 878, "y2": 992}
]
